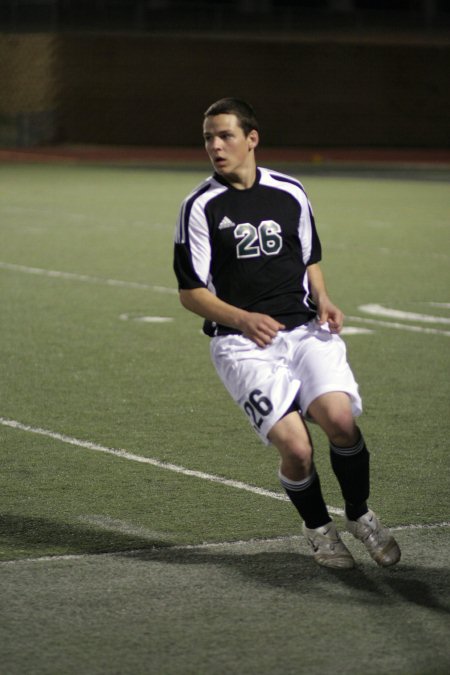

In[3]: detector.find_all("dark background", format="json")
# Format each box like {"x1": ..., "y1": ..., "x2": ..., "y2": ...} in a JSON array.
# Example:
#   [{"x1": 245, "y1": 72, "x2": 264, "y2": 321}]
[{"x1": 1, "y1": 0, "x2": 449, "y2": 147}]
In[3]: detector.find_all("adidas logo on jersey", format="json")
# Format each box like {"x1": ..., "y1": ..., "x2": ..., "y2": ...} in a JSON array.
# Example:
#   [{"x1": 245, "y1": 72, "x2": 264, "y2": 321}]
[{"x1": 218, "y1": 216, "x2": 236, "y2": 230}]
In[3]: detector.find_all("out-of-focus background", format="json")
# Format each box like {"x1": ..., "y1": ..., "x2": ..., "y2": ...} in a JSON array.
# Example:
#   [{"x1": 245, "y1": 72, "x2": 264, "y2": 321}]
[
  {"x1": 1, "y1": 6, "x2": 450, "y2": 675},
  {"x1": 1, "y1": 0, "x2": 449, "y2": 150}
]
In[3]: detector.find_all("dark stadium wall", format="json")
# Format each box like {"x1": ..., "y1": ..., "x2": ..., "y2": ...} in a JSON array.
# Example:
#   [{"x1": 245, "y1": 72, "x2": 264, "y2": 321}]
[
  {"x1": 1, "y1": 33, "x2": 449, "y2": 147},
  {"x1": 0, "y1": 34, "x2": 59, "y2": 146}
]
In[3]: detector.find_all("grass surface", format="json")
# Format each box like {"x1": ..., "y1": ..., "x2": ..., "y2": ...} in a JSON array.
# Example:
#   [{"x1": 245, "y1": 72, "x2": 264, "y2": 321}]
[
  {"x1": 0, "y1": 161, "x2": 449, "y2": 674},
  {"x1": 2, "y1": 530, "x2": 450, "y2": 675}
]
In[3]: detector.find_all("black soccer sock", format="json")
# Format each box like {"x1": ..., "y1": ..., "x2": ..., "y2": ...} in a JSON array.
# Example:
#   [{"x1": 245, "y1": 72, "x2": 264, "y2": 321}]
[
  {"x1": 329, "y1": 430, "x2": 370, "y2": 521},
  {"x1": 279, "y1": 466, "x2": 331, "y2": 530}
]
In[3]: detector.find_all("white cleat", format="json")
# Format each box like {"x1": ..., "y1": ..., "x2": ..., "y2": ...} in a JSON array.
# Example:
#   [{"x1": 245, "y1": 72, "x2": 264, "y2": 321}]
[
  {"x1": 303, "y1": 521, "x2": 355, "y2": 569},
  {"x1": 346, "y1": 509, "x2": 401, "y2": 567}
]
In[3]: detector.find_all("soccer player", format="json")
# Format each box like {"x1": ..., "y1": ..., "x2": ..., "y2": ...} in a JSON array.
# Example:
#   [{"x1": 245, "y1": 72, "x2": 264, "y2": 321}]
[{"x1": 173, "y1": 97, "x2": 401, "y2": 569}]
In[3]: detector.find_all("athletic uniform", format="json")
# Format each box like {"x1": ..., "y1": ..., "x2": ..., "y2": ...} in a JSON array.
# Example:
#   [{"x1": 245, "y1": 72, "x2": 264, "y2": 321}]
[
  {"x1": 173, "y1": 157, "x2": 400, "y2": 568},
  {"x1": 174, "y1": 167, "x2": 361, "y2": 443}
]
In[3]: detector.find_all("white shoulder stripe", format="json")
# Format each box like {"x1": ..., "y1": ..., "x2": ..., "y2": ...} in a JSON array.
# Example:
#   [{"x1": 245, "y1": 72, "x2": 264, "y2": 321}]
[
  {"x1": 175, "y1": 177, "x2": 211, "y2": 244},
  {"x1": 259, "y1": 167, "x2": 307, "y2": 197},
  {"x1": 175, "y1": 176, "x2": 226, "y2": 244}
]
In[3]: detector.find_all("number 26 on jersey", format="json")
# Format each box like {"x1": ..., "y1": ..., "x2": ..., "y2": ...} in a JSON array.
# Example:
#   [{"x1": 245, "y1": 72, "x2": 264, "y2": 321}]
[{"x1": 234, "y1": 220, "x2": 283, "y2": 259}]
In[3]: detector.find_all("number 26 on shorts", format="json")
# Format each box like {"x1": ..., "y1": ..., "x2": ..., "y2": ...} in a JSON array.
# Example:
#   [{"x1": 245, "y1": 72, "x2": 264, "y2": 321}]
[{"x1": 243, "y1": 389, "x2": 273, "y2": 430}]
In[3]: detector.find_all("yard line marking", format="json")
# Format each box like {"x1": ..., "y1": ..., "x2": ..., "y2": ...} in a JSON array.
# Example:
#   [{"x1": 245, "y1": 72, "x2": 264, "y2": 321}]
[
  {"x1": 0, "y1": 416, "x2": 345, "y2": 514},
  {"x1": 1, "y1": 521, "x2": 449, "y2": 566},
  {"x1": 359, "y1": 304, "x2": 450, "y2": 325},
  {"x1": 341, "y1": 327, "x2": 374, "y2": 336},
  {"x1": 347, "y1": 315, "x2": 450, "y2": 337},
  {"x1": 78, "y1": 517, "x2": 450, "y2": 543},
  {"x1": 119, "y1": 313, "x2": 174, "y2": 323},
  {"x1": 389, "y1": 521, "x2": 450, "y2": 532},
  {"x1": 0, "y1": 261, "x2": 177, "y2": 295},
  {"x1": 79, "y1": 515, "x2": 174, "y2": 542},
  {"x1": 427, "y1": 302, "x2": 450, "y2": 309}
]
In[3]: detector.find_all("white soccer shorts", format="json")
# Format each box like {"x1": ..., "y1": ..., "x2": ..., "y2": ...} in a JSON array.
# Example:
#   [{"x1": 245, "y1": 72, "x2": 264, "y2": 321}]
[{"x1": 210, "y1": 320, "x2": 362, "y2": 444}]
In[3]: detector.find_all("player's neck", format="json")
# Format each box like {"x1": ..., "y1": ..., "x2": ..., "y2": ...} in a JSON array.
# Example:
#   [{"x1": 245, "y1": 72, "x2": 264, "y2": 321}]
[{"x1": 225, "y1": 163, "x2": 257, "y2": 191}]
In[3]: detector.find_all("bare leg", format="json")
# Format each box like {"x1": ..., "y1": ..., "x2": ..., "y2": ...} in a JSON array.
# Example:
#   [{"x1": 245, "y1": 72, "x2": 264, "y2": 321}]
[{"x1": 269, "y1": 411, "x2": 331, "y2": 530}]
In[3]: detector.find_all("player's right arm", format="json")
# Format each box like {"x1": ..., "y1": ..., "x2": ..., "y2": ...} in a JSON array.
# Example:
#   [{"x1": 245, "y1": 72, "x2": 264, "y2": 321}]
[{"x1": 179, "y1": 287, "x2": 284, "y2": 348}]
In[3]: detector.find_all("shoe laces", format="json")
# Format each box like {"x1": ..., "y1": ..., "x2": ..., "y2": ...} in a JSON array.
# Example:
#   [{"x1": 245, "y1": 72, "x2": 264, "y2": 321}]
[{"x1": 360, "y1": 517, "x2": 389, "y2": 547}]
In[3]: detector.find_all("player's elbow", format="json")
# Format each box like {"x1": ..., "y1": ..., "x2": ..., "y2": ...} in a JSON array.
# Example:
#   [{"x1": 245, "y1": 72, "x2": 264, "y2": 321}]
[
  {"x1": 178, "y1": 288, "x2": 188, "y2": 306},
  {"x1": 179, "y1": 288, "x2": 196, "y2": 311},
  {"x1": 179, "y1": 286, "x2": 210, "y2": 316}
]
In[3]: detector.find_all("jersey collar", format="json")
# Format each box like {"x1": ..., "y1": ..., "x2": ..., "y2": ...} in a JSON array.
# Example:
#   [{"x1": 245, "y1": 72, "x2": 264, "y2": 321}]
[{"x1": 213, "y1": 168, "x2": 261, "y2": 192}]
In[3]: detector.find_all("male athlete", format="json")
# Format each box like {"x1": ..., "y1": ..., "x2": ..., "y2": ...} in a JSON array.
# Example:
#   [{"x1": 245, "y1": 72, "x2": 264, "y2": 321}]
[{"x1": 173, "y1": 97, "x2": 401, "y2": 569}]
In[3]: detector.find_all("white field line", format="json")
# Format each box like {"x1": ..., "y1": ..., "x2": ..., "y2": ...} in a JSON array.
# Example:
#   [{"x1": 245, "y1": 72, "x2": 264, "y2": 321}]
[
  {"x1": 0, "y1": 416, "x2": 346, "y2": 512},
  {"x1": 0, "y1": 261, "x2": 177, "y2": 295},
  {"x1": 78, "y1": 515, "x2": 175, "y2": 543},
  {"x1": 427, "y1": 302, "x2": 450, "y2": 309},
  {"x1": 3, "y1": 261, "x2": 448, "y2": 334},
  {"x1": 1, "y1": 521, "x2": 449, "y2": 567},
  {"x1": 359, "y1": 304, "x2": 450, "y2": 325},
  {"x1": 347, "y1": 315, "x2": 450, "y2": 337},
  {"x1": 78, "y1": 515, "x2": 450, "y2": 542}
]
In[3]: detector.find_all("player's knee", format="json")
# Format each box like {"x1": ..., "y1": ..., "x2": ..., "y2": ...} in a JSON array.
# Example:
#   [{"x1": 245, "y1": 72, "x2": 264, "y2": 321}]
[
  {"x1": 268, "y1": 411, "x2": 313, "y2": 475},
  {"x1": 310, "y1": 394, "x2": 357, "y2": 446},
  {"x1": 279, "y1": 451, "x2": 313, "y2": 481},
  {"x1": 274, "y1": 434, "x2": 313, "y2": 477},
  {"x1": 326, "y1": 409, "x2": 358, "y2": 446},
  {"x1": 283, "y1": 439, "x2": 313, "y2": 464}
]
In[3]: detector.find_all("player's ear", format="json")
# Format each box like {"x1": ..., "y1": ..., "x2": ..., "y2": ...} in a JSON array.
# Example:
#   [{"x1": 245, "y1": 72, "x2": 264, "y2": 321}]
[{"x1": 248, "y1": 129, "x2": 259, "y2": 151}]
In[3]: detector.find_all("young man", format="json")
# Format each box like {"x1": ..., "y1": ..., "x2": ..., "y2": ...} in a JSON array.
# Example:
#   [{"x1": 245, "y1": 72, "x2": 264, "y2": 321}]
[{"x1": 173, "y1": 97, "x2": 401, "y2": 569}]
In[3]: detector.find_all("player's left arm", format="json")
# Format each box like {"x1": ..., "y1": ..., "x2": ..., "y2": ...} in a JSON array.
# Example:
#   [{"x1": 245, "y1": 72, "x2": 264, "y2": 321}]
[{"x1": 307, "y1": 263, "x2": 344, "y2": 334}]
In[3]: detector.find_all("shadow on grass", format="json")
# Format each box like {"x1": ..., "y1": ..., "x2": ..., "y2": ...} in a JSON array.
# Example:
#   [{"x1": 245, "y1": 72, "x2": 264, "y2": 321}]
[
  {"x1": 0, "y1": 513, "x2": 173, "y2": 558},
  {"x1": 2, "y1": 513, "x2": 449, "y2": 617},
  {"x1": 132, "y1": 547, "x2": 450, "y2": 616}
]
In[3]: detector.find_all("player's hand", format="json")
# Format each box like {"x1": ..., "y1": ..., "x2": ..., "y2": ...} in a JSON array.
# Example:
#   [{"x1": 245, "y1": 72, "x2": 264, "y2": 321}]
[
  {"x1": 239, "y1": 312, "x2": 285, "y2": 348},
  {"x1": 317, "y1": 299, "x2": 344, "y2": 334}
]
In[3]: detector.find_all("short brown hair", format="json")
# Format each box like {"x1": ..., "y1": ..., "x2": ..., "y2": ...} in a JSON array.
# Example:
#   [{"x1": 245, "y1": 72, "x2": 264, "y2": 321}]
[{"x1": 204, "y1": 98, "x2": 259, "y2": 136}]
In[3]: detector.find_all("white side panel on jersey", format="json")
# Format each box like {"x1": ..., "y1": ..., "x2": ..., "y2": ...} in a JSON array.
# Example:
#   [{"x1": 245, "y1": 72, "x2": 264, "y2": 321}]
[
  {"x1": 184, "y1": 181, "x2": 228, "y2": 285},
  {"x1": 174, "y1": 178, "x2": 211, "y2": 244},
  {"x1": 188, "y1": 199, "x2": 212, "y2": 285}
]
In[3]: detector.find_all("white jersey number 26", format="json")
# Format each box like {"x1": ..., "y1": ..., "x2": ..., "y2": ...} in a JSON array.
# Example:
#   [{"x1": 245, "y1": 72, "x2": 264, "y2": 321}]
[{"x1": 234, "y1": 220, "x2": 283, "y2": 259}]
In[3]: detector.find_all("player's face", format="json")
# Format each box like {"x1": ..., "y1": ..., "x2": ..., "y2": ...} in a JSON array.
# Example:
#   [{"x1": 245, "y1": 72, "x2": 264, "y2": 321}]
[{"x1": 203, "y1": 114, "x2": 258, "y2": 185}]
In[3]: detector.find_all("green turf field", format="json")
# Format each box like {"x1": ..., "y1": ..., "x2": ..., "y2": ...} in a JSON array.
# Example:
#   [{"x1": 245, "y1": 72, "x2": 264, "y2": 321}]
[{"x1": 1, "y1": 161, "x2": 449, "y2": 674}]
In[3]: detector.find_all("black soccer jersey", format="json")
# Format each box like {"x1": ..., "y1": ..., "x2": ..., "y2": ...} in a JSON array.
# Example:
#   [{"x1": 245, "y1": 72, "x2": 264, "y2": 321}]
[{"x1": 173, "y1": 167, "x2": 322, "y2": 335}]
